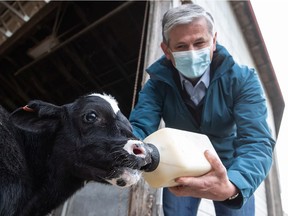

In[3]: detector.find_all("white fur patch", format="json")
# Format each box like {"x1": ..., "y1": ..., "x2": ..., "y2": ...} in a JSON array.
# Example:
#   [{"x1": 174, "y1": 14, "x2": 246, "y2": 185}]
[
  {"x1": 106, "y1": 168, "x2": 141, "y2": 187},
  {"x1": 89, "y1": 93, "x2": 119, "y2": 114}
]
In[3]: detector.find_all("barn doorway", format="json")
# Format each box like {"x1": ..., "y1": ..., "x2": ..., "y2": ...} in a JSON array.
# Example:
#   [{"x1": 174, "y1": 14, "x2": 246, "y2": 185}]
[
  {"x1": 0, "y1": 1, "x2": 148, "y2": 118},
  {"x1": 0, "y1": 1, "x2": 150, "y2": 215}
]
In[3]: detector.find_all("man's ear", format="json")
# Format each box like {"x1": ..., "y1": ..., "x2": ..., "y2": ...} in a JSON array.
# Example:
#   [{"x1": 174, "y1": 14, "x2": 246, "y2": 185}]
[
  {"x1": 160, "y1": 42, "x2": 173, "y2": 61},
  {"x1": 10, "y1": 100, "x2": 62, "y2": 133}
]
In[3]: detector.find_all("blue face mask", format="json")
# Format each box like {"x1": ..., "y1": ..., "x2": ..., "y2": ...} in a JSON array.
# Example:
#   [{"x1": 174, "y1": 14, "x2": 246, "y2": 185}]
[{"x1": 172, "y1": 47, "x2": 211, "y2": 79}]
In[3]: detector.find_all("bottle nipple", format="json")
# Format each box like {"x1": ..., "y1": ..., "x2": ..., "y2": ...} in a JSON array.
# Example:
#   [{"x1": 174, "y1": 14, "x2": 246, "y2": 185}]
[{"x1": 141, "y1": 143, "x2": 160, "y2": 172}]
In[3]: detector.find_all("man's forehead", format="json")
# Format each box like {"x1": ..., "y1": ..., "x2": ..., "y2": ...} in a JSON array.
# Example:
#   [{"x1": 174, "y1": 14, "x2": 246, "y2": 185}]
[{"x1": 169, "y1": 23, "x2": 210, "y2": 44}]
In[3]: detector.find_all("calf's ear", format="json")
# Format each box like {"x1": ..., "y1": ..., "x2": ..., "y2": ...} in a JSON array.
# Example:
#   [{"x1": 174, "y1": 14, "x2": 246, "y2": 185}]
[{"x1": 10, "y1": 100, "x2": 62, "y2": 133}]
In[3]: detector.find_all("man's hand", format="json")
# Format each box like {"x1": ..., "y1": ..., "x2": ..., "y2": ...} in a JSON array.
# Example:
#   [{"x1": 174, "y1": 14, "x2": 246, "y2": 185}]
[{"x1": 168, "y1": 150, "x2": 239, "y2": 201}]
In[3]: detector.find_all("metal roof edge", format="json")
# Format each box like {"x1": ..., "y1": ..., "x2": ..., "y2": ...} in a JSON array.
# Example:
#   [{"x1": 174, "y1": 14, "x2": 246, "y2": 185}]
[{"x1": 230, "y1": 0, "x2": 285, "y2": 137}]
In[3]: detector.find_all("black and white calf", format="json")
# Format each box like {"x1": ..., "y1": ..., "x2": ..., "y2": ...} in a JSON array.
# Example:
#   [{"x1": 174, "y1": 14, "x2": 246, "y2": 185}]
[{"x1": 0, "y1": 93, "x2": 152, "y2": 216}]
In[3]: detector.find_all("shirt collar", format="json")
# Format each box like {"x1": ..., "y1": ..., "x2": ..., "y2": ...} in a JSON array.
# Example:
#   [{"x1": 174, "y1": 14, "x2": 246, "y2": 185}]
[{"x1": 179, "y1": 67, "x2": 210, "y2": 89}]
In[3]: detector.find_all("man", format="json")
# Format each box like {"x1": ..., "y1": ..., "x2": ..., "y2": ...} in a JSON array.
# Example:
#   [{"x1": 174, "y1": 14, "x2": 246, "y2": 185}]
[{"x1": 129, "y1": 3, "x2": 275, "y2": 216}]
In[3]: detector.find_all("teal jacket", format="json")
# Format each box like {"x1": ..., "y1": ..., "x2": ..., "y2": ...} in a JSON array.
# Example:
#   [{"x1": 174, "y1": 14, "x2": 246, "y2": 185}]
[{"x1": 129, "y1": 44, "x2": 275, "y2": 208}]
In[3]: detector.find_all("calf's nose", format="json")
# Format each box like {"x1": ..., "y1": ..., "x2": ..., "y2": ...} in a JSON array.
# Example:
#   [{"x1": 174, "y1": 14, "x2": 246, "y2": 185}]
[
  {"x1": 132, "y1": 143, "x2": 147, "y2": 157},
  {"x1": 124, "y1": 140, "x2": 149, "y2": 159}
]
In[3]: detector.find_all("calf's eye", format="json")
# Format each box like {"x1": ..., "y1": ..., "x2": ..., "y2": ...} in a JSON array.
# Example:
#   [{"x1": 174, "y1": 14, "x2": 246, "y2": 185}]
[{"x1": 83, "y1": 111, "x2": 98, "y2": 123}]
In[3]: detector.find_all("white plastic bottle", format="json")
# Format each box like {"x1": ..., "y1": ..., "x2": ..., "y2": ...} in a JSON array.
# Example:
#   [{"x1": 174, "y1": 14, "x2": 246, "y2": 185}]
[{"x1": 142, "y1": 127, "x2": 217, "y2": 188}]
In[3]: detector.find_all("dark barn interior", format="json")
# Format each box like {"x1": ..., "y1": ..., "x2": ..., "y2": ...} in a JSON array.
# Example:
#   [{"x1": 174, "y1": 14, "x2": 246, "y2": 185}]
[{"x1": 0, "y1": 1, "x2": 149, "y2": 117}]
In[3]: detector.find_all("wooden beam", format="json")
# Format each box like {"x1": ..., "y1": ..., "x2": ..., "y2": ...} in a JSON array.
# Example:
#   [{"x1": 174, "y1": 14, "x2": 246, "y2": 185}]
[
  {"x1": 0, "y1": 2, "x2": 58, "y2": 56},
  {"x1": 62, "y1": 46, "x2": 102, "y2": 90},
  {"x1": 14, "y1": 1, "x2": 134, "y2": 76}
]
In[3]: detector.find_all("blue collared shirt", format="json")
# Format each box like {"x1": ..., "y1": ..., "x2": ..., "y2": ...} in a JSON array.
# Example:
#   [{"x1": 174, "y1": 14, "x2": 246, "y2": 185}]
[{"x1": 179, "y1": 68, "x2": 210, "y2": 105}]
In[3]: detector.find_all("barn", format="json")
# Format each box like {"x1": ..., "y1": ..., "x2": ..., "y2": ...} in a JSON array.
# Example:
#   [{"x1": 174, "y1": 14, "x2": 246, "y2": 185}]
[{"x1": 0, "y1": 0, "x2": 284, "y2": 215}]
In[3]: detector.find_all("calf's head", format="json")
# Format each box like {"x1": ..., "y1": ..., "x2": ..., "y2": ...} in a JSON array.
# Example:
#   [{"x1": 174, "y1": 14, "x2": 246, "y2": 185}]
[{"x1": 10, "y1": 93, "x2": 152, "y2": 187}]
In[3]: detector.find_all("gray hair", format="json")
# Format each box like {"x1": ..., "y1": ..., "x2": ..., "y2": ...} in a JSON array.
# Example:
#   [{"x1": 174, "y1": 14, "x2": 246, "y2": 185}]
[{"x1": 162, "y1": 3, "x2": 215, "y2": 44}]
